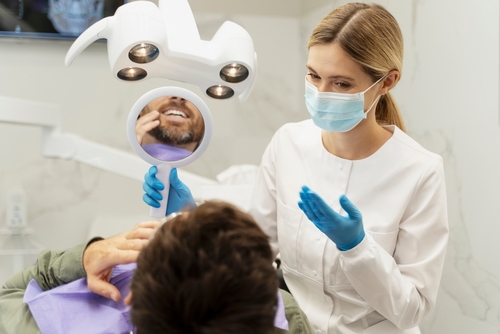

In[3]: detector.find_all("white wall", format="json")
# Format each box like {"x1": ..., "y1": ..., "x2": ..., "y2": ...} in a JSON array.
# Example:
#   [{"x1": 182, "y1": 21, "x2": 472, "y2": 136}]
[
  {"x1": 402, "y1": 1, "x2": 500, "y2": 333},
  {"x1": 1, "y1": 1, "x2": 499, "y2": 333}
]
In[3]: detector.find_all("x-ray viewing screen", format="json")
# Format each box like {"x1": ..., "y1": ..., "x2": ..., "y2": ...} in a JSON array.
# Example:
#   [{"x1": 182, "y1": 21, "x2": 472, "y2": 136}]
[{"x1": 0, "y1": 0, "x2": 125, "y2": 39}]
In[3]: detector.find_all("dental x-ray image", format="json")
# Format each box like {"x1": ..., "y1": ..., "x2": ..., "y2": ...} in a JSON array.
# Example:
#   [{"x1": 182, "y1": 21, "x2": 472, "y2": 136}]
[{"x1": 0, "y1": 0, "x2": 123, "y2": 38}]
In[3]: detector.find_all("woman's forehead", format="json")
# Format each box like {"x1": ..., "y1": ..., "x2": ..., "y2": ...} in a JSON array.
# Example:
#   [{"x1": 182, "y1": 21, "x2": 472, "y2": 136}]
[{"x1": 307, "y1": 42, "x2": 365, "y2": 79}]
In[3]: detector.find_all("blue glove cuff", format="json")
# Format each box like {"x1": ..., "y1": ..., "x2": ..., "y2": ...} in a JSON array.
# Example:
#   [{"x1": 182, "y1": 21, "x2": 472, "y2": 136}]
[{"x1": 337, "y1": 230, "x2": 365, "y2": 251}]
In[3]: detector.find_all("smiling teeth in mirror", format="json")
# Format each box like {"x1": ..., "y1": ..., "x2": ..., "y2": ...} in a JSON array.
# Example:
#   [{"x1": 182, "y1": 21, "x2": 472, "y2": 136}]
[{"x1": 163, "y1": 110, "x2": 187, "y2": 118}]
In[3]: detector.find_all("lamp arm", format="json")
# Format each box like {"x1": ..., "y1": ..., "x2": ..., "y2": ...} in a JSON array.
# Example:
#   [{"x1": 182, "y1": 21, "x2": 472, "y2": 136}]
[
  {"x1": 40, "y1": 127, "x2": 148, "y2": 182},
  {"x1": 158, "y1": 0, "x2": 200, "y2": 41},
  {"x1": 65, "y1": 17, "x2": 113, "y2": 66},
  {"x1": 0, "y1": 96, "x2": 61, "y2": 127}
]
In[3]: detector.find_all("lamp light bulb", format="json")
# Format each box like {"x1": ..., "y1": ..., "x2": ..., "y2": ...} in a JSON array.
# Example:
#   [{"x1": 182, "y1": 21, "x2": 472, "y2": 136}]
[
  {"x1": 117, "y1": 67, "x2": 148, "y2": 81},
  {"x1": 129, "y1": 43, "x2": 159, "y2": 64},
  {"x1": 206, "y1": 85, "x2": 234, "y2": 99},
  {"x1": 220, "y1": 63, "x2": 249, "y2": 83}
]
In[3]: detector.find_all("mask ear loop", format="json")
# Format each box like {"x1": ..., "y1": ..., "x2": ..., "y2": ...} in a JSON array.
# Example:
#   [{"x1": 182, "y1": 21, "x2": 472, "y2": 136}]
[
  {"x1": 361, "y1": 73, "x2": 389, "y2": 94},
  {"x1": 362, "y1": 73, "x2": 388, "y2": 116},
  {"x1": 363, "y1": 95, "x2": 381, "y2": 117}
]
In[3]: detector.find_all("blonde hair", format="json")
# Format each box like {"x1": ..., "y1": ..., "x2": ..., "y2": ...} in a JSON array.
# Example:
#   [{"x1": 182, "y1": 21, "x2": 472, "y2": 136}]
[{"x1": 308, "y1": 3, "x2": 406, "y2": 132}]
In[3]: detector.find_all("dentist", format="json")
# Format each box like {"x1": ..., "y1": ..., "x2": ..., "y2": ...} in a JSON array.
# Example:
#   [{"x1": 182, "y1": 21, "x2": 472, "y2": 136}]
[{"x1": 143, "y1": 3, "x2": 449, "y2": 333}]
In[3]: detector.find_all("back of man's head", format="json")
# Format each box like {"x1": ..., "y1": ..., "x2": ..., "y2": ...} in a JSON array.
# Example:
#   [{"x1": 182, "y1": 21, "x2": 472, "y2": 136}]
[{"x1": 130, "y1": 200, "x2": 279, "y2": 334}]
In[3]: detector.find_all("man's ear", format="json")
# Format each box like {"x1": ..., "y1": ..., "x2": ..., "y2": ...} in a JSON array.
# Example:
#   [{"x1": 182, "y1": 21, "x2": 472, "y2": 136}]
[
  {"x1": 380, "y1": 70, "x2": 400, "y2": 95},
  {"x1": 124, "y1": 291, "x2": 133, "y2": 306}
]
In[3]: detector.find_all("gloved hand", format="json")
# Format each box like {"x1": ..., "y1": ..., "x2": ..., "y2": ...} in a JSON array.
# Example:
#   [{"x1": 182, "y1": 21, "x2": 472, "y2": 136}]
[
  {"x1": 142, "y1": 166, "x2": 196, "y2": 215},
  {"x1": 298, "y1": 185, "x2": 365, "y2": 251}
]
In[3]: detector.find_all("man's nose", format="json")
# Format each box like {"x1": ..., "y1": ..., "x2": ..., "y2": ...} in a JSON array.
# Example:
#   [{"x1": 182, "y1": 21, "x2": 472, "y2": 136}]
[{"x1": 169, "y1": 96, "x2": 186, "y2": 102}]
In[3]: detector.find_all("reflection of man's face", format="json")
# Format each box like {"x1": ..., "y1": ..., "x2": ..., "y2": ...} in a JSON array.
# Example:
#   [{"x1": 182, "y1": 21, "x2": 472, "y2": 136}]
[{"x1": 140, "y1": 96, "x2": 204, "y2": 146}]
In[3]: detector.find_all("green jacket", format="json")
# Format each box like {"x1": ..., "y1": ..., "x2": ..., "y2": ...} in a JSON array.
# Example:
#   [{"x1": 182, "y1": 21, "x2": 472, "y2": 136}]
[{"x1": 0, "y1": 241, "x2": 311, "y2": 334}]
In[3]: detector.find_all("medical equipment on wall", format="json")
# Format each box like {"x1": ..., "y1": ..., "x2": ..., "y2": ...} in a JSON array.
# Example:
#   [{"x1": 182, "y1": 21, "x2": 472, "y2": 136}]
[
  {"x1": 127, "y1": 86, "x2": 213, "y2": 217},
  {"x1": 0, "y1": 186, "x2": 45, "y2": 284},
  {"x1": 64, "y1": 0, "x2": 258, "y2": 102}
]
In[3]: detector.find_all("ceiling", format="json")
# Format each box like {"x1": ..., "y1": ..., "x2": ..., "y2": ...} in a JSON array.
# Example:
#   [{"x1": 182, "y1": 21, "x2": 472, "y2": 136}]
[{"x1": 149, "y1": 0, "x2": 334, "y2": 17}]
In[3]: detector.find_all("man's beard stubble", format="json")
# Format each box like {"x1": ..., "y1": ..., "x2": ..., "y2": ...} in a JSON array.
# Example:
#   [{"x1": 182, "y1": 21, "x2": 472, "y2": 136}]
[{"x1": 149, "y1": 125, "x2": 196, "y2": 146}]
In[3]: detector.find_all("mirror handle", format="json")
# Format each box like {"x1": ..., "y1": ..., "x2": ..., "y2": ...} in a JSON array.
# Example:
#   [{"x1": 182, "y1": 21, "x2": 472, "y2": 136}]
[{"x1": 149, "y1": 163, "x2": 172, "y2": 218}]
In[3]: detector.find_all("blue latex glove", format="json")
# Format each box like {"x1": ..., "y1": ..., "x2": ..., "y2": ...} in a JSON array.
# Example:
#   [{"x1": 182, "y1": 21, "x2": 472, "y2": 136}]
[
  {"x1": 298, "y1": 185, "x2": 365, "y2": 251},
  {"x1": 142, "y1": 166, "x2": 196, "y2": 215}
]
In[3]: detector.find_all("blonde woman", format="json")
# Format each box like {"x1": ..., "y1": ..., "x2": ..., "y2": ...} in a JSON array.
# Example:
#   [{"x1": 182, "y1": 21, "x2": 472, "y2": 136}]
[{"x1": 143, "y1": 3, "x2": 449, "y2": 333}]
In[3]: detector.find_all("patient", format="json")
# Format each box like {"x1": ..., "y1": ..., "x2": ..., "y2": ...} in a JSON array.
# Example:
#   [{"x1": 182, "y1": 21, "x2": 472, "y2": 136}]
[{"x1": 0, "y1": 201, "x2": 311, "y2": 334}]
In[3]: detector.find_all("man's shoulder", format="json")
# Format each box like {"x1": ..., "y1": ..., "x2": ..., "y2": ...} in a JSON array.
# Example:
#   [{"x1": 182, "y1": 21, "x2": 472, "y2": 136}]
[
  {"x1": 275, "y1": 289, "x2": 312, "y2": 334},
  {"x1": 279, "y1": 288, "x2": 298, "y2": 309}
]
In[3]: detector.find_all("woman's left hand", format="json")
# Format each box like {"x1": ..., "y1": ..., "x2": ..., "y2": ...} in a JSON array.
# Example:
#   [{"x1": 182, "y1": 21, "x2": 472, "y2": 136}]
[{"x1": 298, "y1": 185, "x2": 365, "y2": 251}]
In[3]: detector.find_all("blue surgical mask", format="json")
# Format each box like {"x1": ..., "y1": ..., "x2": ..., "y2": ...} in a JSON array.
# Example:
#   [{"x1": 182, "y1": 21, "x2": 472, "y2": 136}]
[{"x1": 304, "y1": 75, "x2": 386, "y2": 132}]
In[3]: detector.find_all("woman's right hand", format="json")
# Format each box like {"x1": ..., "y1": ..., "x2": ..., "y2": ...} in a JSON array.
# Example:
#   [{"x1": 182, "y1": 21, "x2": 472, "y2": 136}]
[{"x1": 143, "y1": 166, "x2": 197, "y2": 215}]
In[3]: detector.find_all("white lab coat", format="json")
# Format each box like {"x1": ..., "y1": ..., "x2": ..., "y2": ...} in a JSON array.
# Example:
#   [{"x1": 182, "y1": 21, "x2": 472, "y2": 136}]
[{"x1": 249, "y1": 120, "x2": 449, "y2": 334}]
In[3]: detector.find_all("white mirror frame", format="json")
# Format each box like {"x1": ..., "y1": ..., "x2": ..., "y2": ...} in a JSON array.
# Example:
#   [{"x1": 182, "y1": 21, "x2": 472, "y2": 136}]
[{"x1": 127, "y1": 86, "x2": 213, "y2": 217}]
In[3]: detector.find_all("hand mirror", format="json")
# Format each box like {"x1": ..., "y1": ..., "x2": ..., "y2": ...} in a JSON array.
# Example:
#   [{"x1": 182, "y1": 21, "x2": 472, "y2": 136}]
[{"x1": 127, "y1": 87, "x2": 213, "y2": 217}]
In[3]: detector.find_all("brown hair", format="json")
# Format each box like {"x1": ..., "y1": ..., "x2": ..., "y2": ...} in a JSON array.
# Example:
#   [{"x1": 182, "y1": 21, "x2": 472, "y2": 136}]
[
  {"x1": 309, "y1": 2, "x2": 406, "y2": 132},
  {"x1": 130, "y1": 201, "x2": 278, "y2": 334}
]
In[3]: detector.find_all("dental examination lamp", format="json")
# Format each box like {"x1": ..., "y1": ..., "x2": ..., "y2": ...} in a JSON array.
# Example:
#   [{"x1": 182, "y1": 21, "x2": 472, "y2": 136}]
[{"x1": 64, "y1": 0, "x2": 258, "y2": 101}]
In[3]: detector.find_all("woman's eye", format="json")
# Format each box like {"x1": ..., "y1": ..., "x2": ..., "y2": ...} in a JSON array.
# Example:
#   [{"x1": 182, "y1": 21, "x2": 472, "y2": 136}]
[
  {"x1": 334, "y1": 82, "x2": 351, "y2": 90},
  {"x1": 307, "y1": 73, "x2": 320, "y2": 80}
]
